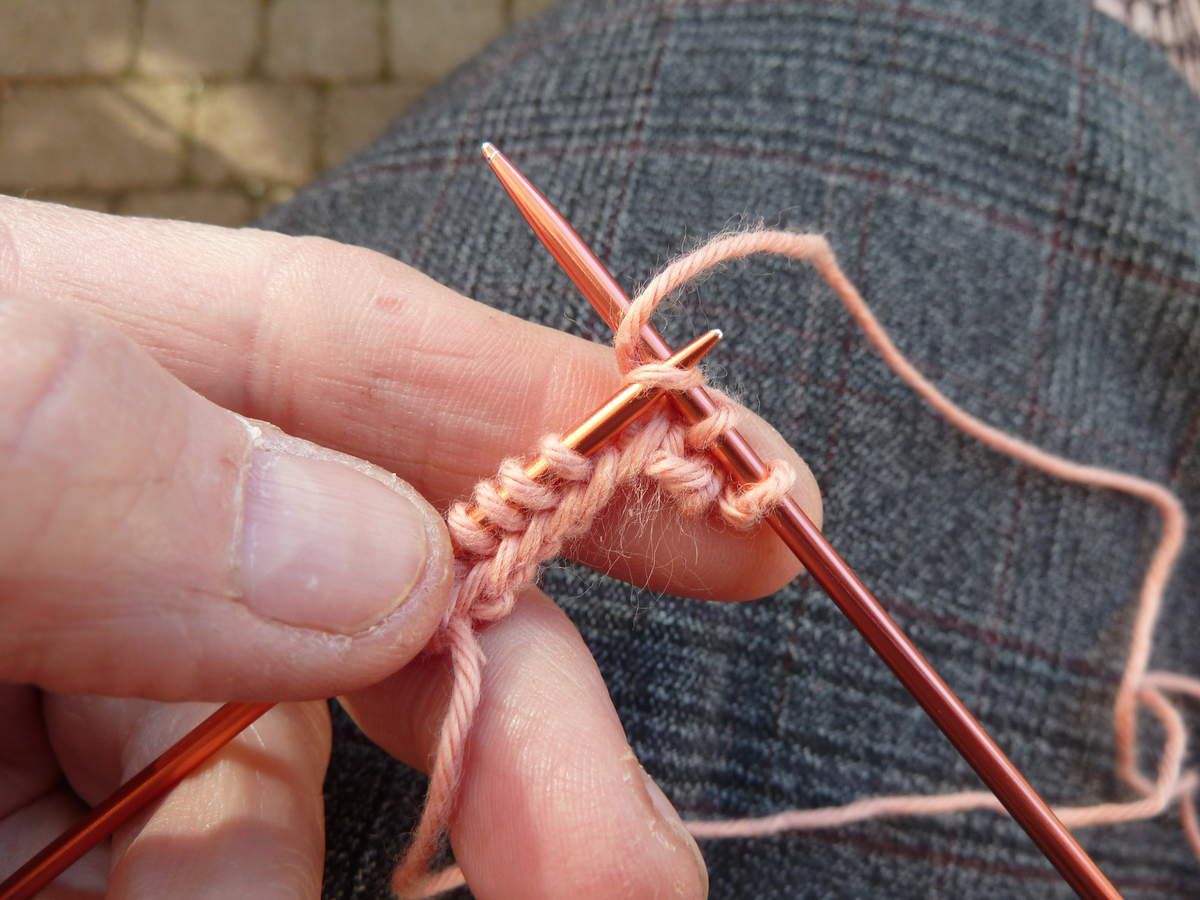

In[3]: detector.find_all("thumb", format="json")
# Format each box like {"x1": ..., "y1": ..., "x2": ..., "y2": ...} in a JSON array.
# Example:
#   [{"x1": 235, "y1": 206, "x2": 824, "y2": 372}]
[{"x1": 0, "y1": 294, "x2": 452, "y2": 701}]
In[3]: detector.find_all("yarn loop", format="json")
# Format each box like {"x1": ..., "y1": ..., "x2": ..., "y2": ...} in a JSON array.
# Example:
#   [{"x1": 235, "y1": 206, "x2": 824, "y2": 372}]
[{"x1": 393, "y1": 229, "x2": 1199, "y2": 898}]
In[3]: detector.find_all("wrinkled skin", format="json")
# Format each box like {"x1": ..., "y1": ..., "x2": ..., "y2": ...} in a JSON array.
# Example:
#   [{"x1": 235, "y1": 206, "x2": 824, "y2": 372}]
[{"x1": 0, "y1": 199, "x2": 821, "y2": 898}]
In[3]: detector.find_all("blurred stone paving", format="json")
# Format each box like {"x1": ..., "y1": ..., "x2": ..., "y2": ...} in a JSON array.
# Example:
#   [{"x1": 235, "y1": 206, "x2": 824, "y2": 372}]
[
  {"x1": 0, "y1": 0, "x2": 554, "y2": 226},
  {"x1": 0, "y1": 1, "x2": 1193, "y2": 229}
]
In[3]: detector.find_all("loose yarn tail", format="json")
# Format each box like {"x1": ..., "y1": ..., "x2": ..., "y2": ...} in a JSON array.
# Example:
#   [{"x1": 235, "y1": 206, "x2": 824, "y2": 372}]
[
  {"x1": 391, "y1": 616, "x2": 483, "y2": 898},
  {"x1": 650, "y1": 230, "x2": 1199, "y2": 852},
  {"x1": 393, "y1": 229, "x2": 1199, "y2": 896}
]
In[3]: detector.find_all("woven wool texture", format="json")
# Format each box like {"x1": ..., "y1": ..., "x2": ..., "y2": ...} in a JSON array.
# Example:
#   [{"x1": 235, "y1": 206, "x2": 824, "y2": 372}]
[
  {"x1": 260, "y1": 0, "x2": 1200, "y2": 896},
  {"x1": 393, "y1": 228, "x2": 1197, "y2": 898}
]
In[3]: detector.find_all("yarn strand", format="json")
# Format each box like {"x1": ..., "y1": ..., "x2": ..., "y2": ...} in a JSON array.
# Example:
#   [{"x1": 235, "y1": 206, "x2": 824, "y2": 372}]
[{"x1": 393, "y1": 230, "x2": 1198, "y2": 896}]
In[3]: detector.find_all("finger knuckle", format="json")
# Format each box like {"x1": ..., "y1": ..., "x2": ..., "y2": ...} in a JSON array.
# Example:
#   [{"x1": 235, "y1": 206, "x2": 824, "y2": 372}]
[
  {"x1": 248, "y1": 234, "x2": 384, "y2": 424},
  {"x1": 0, "y1": 295, "x2": 92, "y2": 455}
]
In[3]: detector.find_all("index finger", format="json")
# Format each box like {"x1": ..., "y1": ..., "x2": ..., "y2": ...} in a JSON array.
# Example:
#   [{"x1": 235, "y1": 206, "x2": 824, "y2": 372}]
[{"x1": 0, "y1": 198, "x2": 821, "y2": 601}]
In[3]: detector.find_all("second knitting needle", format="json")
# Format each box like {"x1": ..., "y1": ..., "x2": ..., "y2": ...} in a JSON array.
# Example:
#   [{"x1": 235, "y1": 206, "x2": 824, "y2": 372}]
[{"x1": 481, "y1": 141, "x2": 1119, "y2": 900}]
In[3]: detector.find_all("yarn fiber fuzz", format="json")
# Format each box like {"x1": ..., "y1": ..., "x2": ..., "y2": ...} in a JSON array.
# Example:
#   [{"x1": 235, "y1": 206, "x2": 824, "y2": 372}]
[{"x1": 392, "y1": 230, "x2": 1199, "y2": 897}]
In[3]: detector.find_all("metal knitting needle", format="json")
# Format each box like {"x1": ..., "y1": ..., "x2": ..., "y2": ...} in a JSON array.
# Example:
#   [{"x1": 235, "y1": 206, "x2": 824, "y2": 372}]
[
  {"x1": 460, "y1": 328, "x2": 723, "y2": 536},
  {"x1": 0, "y1": 329, "x2": 722, "y2": 900},
  {"x1": 481, "y1": 141, "x2": 1119, "y2": 900},
  {"x1": 0, "y1": 700, "x2": 274, "y2": 900}
]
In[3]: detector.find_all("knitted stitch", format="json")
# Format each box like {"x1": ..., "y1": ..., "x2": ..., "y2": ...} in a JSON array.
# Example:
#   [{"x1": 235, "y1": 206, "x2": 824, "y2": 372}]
[
  {"x1": 391, "y1": 241, "x2": 796, "y2": 893},
  {"x1": 392, "y1": 230, "x2": 1199, "y2": 898}
]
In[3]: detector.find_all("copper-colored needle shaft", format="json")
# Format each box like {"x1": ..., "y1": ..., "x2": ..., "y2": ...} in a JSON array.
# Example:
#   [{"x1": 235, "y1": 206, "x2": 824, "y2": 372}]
[
  {"x1": 0, "y1": 326, "x2": 721, "y2": 900},
  {"x1": 482, "y1": 141, "x2": 1119, "y2": 900},
  {"x1": 462, "y1": 327, "x2": 721, "y2": 535},
  {"x1": 0, "y1": 701, "x2": 273, "y2": 900}
]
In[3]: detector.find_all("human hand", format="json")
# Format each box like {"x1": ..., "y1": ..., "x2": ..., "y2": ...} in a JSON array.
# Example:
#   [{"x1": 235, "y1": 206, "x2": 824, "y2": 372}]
[{"x1": 0, "y1": 198, "x2": 821, "y2": 898}]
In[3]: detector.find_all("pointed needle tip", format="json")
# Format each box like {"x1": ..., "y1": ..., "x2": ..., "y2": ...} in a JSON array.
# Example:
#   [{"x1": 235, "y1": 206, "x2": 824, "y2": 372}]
[{"x1": 480, "y1": 141, "x2": 498, "y2": 161}]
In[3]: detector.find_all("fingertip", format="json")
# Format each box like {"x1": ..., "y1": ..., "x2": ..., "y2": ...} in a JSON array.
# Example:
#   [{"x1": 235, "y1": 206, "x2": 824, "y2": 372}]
[
  {"x1": 632, "y1": 762, "x2": 711, "y2": 899},
  {"x1": 0, "y1": 290, "x2": 457, "y2": 701},
  {"x1": 235, "y1": 418, "x2": 456, "y2": 649},
  {"x1": 343, "y1": 591, "x2": 710, "y2": 899},
  {"x1": 456, "y1": 593, "x2": 709, "y2": 898}
]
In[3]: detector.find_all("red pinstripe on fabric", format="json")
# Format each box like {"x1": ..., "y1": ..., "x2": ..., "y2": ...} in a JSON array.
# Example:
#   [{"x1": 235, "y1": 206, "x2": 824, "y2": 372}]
[{"x1": 982, "y1": 5, "x2": 1100, "y2": 720}]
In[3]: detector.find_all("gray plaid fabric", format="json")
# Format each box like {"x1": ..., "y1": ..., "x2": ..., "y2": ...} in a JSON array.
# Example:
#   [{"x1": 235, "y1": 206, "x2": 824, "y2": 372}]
[{"x1": 260, "y1": 1, "x2": 1200, "y2": 896}]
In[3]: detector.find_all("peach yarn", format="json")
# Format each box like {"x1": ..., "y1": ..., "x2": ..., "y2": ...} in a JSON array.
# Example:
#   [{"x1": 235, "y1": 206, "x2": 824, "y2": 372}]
[{"x1": 393, "y1": 230, "x2": 1199, "y2": 897}]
